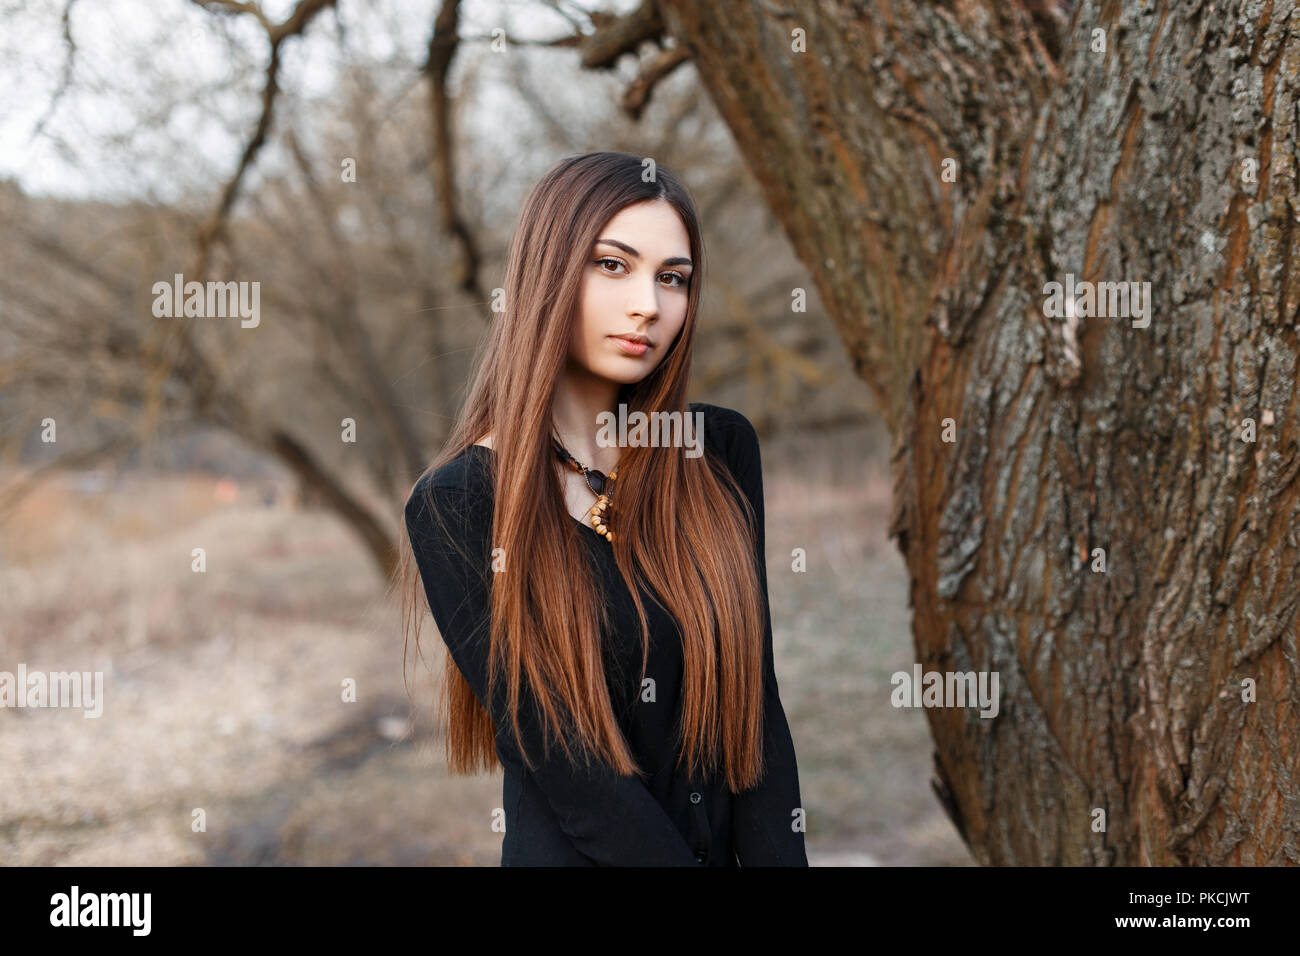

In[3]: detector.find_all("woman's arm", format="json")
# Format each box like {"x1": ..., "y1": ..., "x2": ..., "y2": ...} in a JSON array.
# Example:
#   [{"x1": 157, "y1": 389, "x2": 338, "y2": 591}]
[
  {"x1": 713, "y1": 409, "x2": 810, "y2": 866},
  {"x1": 405, "y1": 476, "x2": 699, "y2": 866}
]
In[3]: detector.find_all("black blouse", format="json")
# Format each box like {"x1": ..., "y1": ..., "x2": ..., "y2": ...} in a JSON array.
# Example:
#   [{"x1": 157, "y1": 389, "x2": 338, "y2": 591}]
[{"x1": 404, "y1": 402, "x2": 808, "y2": 866}]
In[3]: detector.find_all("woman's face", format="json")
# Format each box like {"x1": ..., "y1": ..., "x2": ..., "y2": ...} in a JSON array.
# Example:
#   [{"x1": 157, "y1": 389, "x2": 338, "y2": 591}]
[{"x1": 567, "y1": 199, "x2": 693, "y2": 386}]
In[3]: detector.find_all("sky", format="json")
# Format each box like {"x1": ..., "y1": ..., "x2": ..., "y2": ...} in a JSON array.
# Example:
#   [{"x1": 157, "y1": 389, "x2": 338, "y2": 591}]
[{"x1": 0, "y1": 0, "x2": 633, "y2": 201}]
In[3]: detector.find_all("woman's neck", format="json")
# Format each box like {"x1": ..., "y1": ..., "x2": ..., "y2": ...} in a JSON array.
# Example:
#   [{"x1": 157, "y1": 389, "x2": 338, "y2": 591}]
[{"x1": 551, "y1": 364, "x2": 621, "y2": 472}]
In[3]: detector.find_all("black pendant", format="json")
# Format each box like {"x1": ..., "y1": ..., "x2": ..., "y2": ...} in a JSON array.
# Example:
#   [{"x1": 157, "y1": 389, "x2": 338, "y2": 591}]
[{"x1": 553, "y1": 436, "x2": 608, "y2": 495}]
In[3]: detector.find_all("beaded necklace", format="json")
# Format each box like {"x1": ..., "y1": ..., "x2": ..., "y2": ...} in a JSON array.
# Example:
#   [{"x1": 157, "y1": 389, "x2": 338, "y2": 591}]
[{"x1": 551, "y1": 436, "x2": 618, "y2": 543}]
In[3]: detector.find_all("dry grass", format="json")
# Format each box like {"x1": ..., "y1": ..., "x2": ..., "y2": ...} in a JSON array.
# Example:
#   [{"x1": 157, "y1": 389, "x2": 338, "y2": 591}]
[{"x1": 0, "y1": 431, "x2": 971, "y2": 866}]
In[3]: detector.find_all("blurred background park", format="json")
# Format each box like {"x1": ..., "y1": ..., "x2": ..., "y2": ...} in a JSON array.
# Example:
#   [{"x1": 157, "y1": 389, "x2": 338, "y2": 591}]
[{"x1": 0, "y1": 0, "x2": 969, "y2": 865}]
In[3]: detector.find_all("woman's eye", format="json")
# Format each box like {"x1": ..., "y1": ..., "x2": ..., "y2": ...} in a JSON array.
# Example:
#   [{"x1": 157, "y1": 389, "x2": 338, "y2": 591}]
[{"x1": 595, "y1": 259, "x2": 687, "y2": 289}]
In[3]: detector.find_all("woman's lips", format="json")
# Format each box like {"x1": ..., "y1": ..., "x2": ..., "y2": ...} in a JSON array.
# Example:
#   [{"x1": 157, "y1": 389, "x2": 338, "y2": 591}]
[{"x1": 610, "y1": 335, "x2": 649, "y2": 356}]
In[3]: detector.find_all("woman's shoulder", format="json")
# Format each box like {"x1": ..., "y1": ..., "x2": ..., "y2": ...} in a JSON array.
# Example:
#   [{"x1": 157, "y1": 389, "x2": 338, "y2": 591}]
[
  {"x1": 427, "y1": 444, "x2": 493, "y2": 493},
  {"x1": 689, "y1": 401, "x2": 759, "y2": 462},
  {"x1": 405, "y1": 446, "x2": 494, "y2": 531}
]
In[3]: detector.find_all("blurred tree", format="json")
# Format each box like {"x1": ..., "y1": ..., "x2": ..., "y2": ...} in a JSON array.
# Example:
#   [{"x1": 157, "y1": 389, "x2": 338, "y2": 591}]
[{"x1": 1, "y1": 0, "x2": 864, "y2": 581}]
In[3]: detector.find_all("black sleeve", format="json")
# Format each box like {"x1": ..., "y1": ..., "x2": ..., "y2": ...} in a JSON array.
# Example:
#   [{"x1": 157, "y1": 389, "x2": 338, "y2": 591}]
[
  {"x1": 711, "y1": 409, "x2": 810, "y2": 866},
  {"x1": 404, "y1": 475, "x2": 699, "y2": 866}
]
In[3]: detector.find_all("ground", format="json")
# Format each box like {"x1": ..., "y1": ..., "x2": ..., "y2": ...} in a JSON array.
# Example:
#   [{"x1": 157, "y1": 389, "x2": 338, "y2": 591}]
[{"x1": 0, "y1": 426, "x2": 971, "y2": 866}]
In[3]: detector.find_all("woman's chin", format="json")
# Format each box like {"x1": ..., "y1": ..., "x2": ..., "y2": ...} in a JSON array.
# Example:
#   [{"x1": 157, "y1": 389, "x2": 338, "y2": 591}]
[{"x1": 591, "y1": 363, "x2": 652, "y2": 386}]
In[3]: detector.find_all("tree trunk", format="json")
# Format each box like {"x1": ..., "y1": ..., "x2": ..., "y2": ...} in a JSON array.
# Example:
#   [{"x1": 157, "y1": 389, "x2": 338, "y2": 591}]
[{"x1": 658, "y1": 0, "x2": 1300, "y2": 864}]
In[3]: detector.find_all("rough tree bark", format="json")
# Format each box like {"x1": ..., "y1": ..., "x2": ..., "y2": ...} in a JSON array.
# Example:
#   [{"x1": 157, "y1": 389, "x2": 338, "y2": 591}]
[{"x1": 654, "y1": 0, "x2": 1300, "y2": 864}]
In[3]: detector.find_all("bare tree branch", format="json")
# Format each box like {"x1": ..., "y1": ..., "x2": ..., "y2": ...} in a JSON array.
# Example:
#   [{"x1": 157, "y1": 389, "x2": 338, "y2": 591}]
[
  {"x1": 578, "y1": 1, "x2": 663, "y2": 70},
  {"x1": 620, "y1": 44, "x2": 689, "y2": 119},
  {"x1": 540, "y1": 0, "x2": 590, "y2": 36},
  {"x1": 28, "y1": 0, "x2": 79, "y2": 144},
  {"x1": 423, "y1": 0, "x2": 484, "y2": 301},
  {"x1": 283, "y1": 128, "x2": 428, "y2": 489},
  {"x1": 269, "y1": 427, "x2": 401, "y2": 580},
  {"x1": 188, "y1": 0, "x2": 337, "y2": 275}
]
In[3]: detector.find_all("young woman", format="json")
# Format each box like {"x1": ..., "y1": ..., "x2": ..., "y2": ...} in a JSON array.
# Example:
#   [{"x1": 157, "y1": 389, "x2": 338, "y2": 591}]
[{"x1": 399, "y1": 151, "x2": 807, "y2": 866}]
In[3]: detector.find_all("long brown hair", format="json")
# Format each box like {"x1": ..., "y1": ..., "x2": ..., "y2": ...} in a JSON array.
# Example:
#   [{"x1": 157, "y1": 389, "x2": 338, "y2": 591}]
[{"x1": 395, "y1": 151, "x2": 768, "y2": 793}]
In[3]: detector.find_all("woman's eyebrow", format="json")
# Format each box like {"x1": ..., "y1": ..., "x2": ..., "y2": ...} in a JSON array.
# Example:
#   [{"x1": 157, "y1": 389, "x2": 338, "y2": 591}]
[{"x1": 595, "y1": 238, "x2": 693, "y2": 268}]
